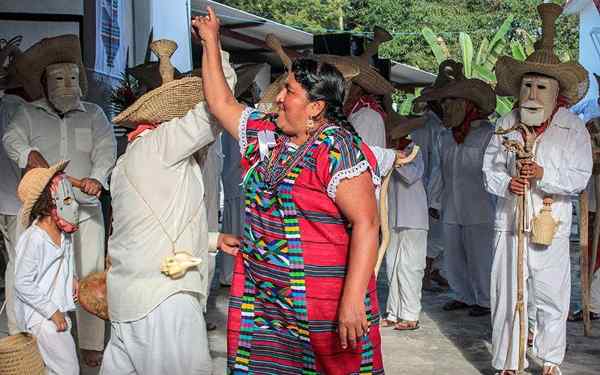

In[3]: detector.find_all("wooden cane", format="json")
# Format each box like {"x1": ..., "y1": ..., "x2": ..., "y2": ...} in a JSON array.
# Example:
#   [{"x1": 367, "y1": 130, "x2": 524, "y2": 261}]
[
  {"x1": 374, "y1": 146, "x2": 420, "y2": 278},
  {"x1": 579, "y1": 191, "x2": 592, "y2": 336}
]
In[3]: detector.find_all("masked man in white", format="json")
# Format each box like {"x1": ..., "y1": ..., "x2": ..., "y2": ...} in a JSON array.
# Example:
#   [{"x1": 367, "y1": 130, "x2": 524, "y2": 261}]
[
  {"x1": 2, "y1": 34, "x2": 115, "y2": 366},
  {"x1": 482, "y1": 4, "x2": 592, "y2": 374},
  {"x1": 100, "y1": 39, "x2": 240, "y2": 375}
]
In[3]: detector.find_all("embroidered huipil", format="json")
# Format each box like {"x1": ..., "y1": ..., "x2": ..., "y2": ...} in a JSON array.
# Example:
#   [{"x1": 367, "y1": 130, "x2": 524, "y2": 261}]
[
  {"x1": 227, "y1": 109, "x2": 384, "y2": 374},
  {"x1": 14, "y1": 224, "x2": 76, "y2": 330}
]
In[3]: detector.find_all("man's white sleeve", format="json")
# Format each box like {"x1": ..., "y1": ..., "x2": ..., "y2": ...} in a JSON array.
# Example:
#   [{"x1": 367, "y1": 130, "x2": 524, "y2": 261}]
[
  {"x1": 89, "y1": 106, "x2": 117, "y2": 189},
  {"x1": 2, "y1": 106, "x2": 39, "y2": 168}
]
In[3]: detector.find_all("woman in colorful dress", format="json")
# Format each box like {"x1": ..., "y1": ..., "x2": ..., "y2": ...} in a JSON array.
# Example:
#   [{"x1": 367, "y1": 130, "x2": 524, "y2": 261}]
[{"x1": 192, "y1": 8, "x2": 384, "y2": 374}]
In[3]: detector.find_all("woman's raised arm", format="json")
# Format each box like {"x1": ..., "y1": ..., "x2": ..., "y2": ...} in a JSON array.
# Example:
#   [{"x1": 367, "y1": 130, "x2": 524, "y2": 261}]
[{"x1": 192, "y1": 7, "x2": 245, "y2": 140}]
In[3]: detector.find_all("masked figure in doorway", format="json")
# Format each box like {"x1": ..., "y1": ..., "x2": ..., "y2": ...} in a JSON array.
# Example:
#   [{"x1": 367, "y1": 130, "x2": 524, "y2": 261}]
[
  {"x1": 417, "y1": 65, "x2": 497, "y2": 318},
  {"x1": 482, "y1": 4, "x2": 592, "y2": 375},
  {"x1": 2, "y1": 34, "x2": 116, "y2": 367}
]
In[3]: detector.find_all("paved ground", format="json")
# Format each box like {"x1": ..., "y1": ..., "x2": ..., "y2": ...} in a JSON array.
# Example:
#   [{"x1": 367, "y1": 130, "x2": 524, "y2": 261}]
[{"x1": 2, "y1": 244, "x2": 599, "y2": 374}]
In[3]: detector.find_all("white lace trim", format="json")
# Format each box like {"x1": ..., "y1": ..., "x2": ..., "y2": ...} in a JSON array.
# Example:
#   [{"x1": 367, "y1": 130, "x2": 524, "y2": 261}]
[
  {"x1": 327, "y1": 160, "x2": 381, "y2": 200},
  {"x1": 238, "y1": 107, "x2": 255, "y2": 154}
]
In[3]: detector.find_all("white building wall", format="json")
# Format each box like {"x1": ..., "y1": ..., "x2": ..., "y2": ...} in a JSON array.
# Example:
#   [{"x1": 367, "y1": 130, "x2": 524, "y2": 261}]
[{"x1": 578, "y1": 3, "x2": 600, "y2": 100}]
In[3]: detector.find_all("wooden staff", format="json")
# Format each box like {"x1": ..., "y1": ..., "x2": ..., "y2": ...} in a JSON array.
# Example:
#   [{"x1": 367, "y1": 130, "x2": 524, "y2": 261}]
[
  {"x1": 516, "y1": 178, "x2": 526, "y2": 373},
  {"x1": 579, "y1": 191, "x2": 592, "y2": 336},
  {"x1": 374, "y1": 146, "x2": 420, "y2": 277}
]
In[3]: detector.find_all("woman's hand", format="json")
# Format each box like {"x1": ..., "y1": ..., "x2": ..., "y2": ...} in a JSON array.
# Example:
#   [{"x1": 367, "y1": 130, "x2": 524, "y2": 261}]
[
  {"x1": 218, "y1": 233, "x2": 241, "y2": 256},
  {"x1": 191, "y1": 6, "x2": 220, "y2": 45},
  {"x1": 338, "y1": 294, "x2": 369, "y2": 350}
]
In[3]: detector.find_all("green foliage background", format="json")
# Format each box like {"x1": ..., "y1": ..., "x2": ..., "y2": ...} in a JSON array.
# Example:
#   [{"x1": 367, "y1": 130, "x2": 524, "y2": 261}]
[{"x1": 219, "y1": 0, "x2": 579, "y2": 73}]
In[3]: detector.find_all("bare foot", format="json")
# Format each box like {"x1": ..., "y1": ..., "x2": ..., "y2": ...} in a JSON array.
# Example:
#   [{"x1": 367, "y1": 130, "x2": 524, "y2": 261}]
[
  {"x1": 380, "y1": 319, "x2": 396, "y2": 328},
  {"x1": 393, "y1": 320, "x2": 419, "y2": 331},
  {"x1": 81, "y1": 349, "x2": 103, "y2": 367},
  {"x1": 542, "y1": 365, "x2": 561, "y2": 375}
]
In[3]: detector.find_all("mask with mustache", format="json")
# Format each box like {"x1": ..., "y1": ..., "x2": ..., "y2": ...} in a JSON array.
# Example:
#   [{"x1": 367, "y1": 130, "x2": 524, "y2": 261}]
[
  {"x1": 519, "y1": 74, "x2": 559, "y2": 127},
  {"x1": 441, "y1": 97, "x2": 467, "y2": 128},
  {"x1": 45, "y1": 63, "x2": 82, "y2": 114}
]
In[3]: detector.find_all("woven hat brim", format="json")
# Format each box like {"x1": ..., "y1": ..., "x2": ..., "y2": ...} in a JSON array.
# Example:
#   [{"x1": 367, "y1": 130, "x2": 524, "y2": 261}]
[
  {"x1": 235, "y1": 63, "x2": 268, "y2": 98},
  {"x1": 112, "y1": 77, "x2": 204, "y2": 127},
  {"x1": 416, "y1": 79, "x2": 496, "y2": 115},
  {"x1": 386, "y1": 113, "x2": 425, "y2": 139},
  {"x1": 14, "y1": 34, "x2": 87, "y2": 101},
  {"x1": 318, "y1": 55, "x2": 393, "y2": 96},
  {"x1": 495, "y1": 56, "x2": 589, "y2": 105},
  {"x1": 18, "y1": 160, "x2": 69, "y2": 226}
]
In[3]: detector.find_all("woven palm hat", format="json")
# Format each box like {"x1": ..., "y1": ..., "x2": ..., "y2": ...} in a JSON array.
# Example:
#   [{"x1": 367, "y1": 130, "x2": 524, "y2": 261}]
[
  {"x1": 113, "y1": 40, "x2": 204, "y2": 127},
  {"x1": 495, "y1": 3, "x2": 588, "y2": 105},
  {"x1": 17, "y1": 160, "x2": 69, "y2": 226},
  {"x1": 258, "y1": 34, "x2": 360, "y2": 112},
  {"x1": 417, "y1": 77, "x2": 497, "y2": 116},
  {"x1": 421, "y1": 59, "x2": 466, "y2": 97},
  {"x1": 0, "y1": 36, "x2": 23, "y2": 90},
  {"x1": 13, "y1": 34, "x2": 87, "y2": 101}
]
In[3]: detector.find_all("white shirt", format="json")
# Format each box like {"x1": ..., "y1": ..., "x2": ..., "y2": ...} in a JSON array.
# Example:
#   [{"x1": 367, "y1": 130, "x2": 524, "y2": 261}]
[
  {"x1": 14, "y1": 224, "x2": 76, "y2": 330},
  {"x1": 2, "y1": 99, "x2": 116, "y2": 218},
  {"x1": 430, "y1": 120, "x2": 496, "y2": 225},
  {"x1": 571, "y1": 97, "x2": 600, "y2": 124},
  {"x1": 349, "y1": 106, "x2": 386, "y2": 148},
  {"x1": 387, "y1": 143, "x2": 429, "y2": 230},
  {"x1": 483, "y1": 108, "x2": 592, "y2": 237},
  {"x1": 107, "y1": 52, "x2": 236, "y2": 322},
  {"x1": 410, "y1": 110, "x2": 443, "y2": 199},
  {"x1": 0, "y1": 94, "x2": 24, "y2": 215}
]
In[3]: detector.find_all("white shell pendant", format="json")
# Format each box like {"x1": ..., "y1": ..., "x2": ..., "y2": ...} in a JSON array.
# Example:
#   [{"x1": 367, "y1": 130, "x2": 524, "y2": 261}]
[{"x1": 160, "y1": 251, "x2": 202, "y2": 279}]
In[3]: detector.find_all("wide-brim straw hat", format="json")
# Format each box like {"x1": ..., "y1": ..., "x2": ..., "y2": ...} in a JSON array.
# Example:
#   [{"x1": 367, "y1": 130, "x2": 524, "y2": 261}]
[
  {"x1": 416, "y1": 78, "x2": 497, "y2": 116},
  {"x1": 113, "y1": 39, "x2": 205, "y2": 127},
  {"x1": 235, "y1": 63, "x2": 268, "y2": 98},
  {"x1": 0, "y1": 333, "x2": 45, "y2": 375},
  {"x1": 13, "y1": 34, "x2": 87, "y2": 101},
  {"x1": 17, "y1": 160, "x2": 69, "y2": 226},
  {"x1": 0, "y1": 36, "x2": 23, "y2": 90},
  {"x1": 495, "y1": 3, "x2": 589, "y2": 105},
  {"x1": 258, "y1": 58, "x2": 359, "y2": 112},
  {"x1": 318, "y1": 55, "x2": 394, "y2": 96}
]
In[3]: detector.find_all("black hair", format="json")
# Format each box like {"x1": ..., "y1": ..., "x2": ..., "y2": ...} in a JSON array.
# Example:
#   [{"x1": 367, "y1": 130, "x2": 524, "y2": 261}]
[
  {"x1": 29, "y1": 185, "x2": 54, "y2": 225},
  {"x1": 290, "y1": 58, "x2": 357, "y2": 135}
]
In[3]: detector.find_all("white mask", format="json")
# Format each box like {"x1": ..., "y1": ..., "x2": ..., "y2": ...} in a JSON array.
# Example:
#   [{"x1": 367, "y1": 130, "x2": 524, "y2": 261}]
[
  {"x1": 441, "y1": 98, "x2": 466, "y2": 128},
  {"x1": 45, "y1": 63, "x2": 82, "y2": 114},
  {"x1": 49, "y1": 173, "x2": 79, "y2": 233},
  {"x1": 518, "y1": 75, "x2": 559, "y2": 127}
]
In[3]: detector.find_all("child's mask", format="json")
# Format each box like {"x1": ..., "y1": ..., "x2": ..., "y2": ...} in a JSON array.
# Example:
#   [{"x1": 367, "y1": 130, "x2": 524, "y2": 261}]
[
  {"x1": 45, "y1": 63, "x2": 82, "y2": 114},
  {"x1": 49, "y1": 173, "x2": 79, "y2": 233}
]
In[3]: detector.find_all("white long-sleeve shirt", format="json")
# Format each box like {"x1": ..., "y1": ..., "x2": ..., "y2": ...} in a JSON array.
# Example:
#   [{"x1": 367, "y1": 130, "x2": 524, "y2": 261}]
[
  {"x1": 410, "y1": 110, "x2": 443, "y2": 200},
  {"x1": 349, "y1": 106, "x2": 386, "y2": 148},
  {"x1": 14, "y1": 224, "x2": 76, "y2": 331},
  {"x1": 387, "y1": 143, "x2": 429, "y2": 230},
  {"x1": 107, "y1": 52, "x2": 236, "y2": 322},
  {"x1": 0, "y1": 94, "x2": 24, "y2": 216},
  {"x1": 483, "y1": 108, "x2": 592, "y2": 237},
  {"x1": 2, "y1": 100, "x2": 116, "y2": 219},
  {"x1": 429, "y1": 120, "x2": 496, "y2": 225}
]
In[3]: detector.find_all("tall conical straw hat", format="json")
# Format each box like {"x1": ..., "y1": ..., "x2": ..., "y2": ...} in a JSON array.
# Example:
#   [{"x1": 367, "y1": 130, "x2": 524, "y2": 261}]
[
  {"x1": 495, "y1": 3, "x2": 588, "y2": 104},
  {"x1": 113, "y1": 39, "x2": 204, "y2": 127}
]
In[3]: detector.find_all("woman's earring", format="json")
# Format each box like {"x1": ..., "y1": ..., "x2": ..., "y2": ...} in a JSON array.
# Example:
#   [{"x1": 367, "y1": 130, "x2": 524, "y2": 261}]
[{"x1": 306, "y1": 117, "x2": 315, "y2": 134}]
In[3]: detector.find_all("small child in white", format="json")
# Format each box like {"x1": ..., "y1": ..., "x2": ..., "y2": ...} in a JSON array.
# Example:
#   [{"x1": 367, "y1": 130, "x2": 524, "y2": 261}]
[{"x1": 13, "y1": 160, "x2": 80, "y2": 375}]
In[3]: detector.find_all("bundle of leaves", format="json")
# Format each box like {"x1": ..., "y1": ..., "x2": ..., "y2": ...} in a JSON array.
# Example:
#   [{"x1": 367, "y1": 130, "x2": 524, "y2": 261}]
[{"x1": 109, "y1": 71, "x2": 144, "y2": 116}]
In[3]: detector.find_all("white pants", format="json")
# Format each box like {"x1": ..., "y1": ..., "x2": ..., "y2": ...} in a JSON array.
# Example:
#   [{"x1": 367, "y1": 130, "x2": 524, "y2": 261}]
[
  {"x1": 491, "y1": 232, "x2": 570, "y2": 370},
  {"x1": 592, "y1": 269, "x2": 600, "y2": 313},
  {"x1": 443, "y1": 223, "x2": 494, "y2": 307},
  {"x1": 0, "y1": 214, "x2": 19, "y2": 335},
  {"x1": 100, "y1": 293, "x2": 212, "y2": 375},
  {"x1": 73, "y1": 205, "x2": 106, "y2": 351},
  {"x1": 427, "y1": 217, "x2": 445, "y2": 273},
  {"x1": 385, "y1": 228, "x2": 427, "y2": 322},
  {"x1": 30, "y1": 316, "x2": 79, "y2": 375}
]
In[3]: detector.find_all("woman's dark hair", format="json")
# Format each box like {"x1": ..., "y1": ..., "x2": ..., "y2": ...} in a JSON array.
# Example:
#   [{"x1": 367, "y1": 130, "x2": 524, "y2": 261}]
[
  {"x1": 290, "y1": 58, "x2": 356, "y2": 135},
  {"x1": 29, "y1": 185, "x2": 54, "y2": 225}
]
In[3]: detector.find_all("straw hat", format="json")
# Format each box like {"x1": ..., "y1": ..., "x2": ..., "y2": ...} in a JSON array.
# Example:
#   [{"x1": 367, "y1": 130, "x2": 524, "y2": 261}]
[
  {"x1": 0, "y1": 36, "x2": 23, "y2": 90},
  {"x1": 421, "y1": 59, "x2": 465, "y2": 96},
  {"x1": 258, "y1": 34, "x2": 360, "y2": 112},
  {"x1": 234, "y1": 63, "x2": 268, "y2": 98},
  {"x1": 17, "y1": 160, "x2": 69, "y2": 226},
  {"x1": 495, "y1": 3, "x2": 588, "y2": 105},
  {"x1": 0, "y1": 333, "x2": 45, "y2": 375},
  {"x1": 13, "y1": 34, "x2": 87, "y2": 101},
  {"x1": 416, "y1": 77, "x2": 496, "y2": 116},
  {"x1": 113, "y1": 39, "x2": 204, "y2": 127}
]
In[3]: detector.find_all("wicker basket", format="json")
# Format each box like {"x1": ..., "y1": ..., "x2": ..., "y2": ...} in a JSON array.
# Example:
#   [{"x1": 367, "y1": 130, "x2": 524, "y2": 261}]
[{"x1": 0, "y1": 333, "x2": 46, "y2": 375}]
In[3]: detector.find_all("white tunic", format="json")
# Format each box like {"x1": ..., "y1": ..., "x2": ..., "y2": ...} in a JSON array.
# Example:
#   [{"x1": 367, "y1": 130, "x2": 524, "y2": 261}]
[
  {"x1": 483, "y1": 108, "x2": 592, "y2": 237},
  {"x1": 14, "y1": 224, "x2": 76, "y2": 330},
  {"x1": 2, "y1": 99, "x2": 116, "y2": 219},
  {"x1": 0, "y1": 94, "x2": 24, "y2": 216},
  {"x1": 430, "y1": 120, "x2": 495, "y2": 225}
]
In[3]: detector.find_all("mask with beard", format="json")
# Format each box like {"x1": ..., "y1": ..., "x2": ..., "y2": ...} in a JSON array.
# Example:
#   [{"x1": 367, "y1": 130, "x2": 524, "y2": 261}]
[
  {"x1": 45, "y1": 63, "x2": 82, "y2": 114},
  {"x1": 519, "y1": 74, "x2": 559, "y2": 127},
  {"x1": 441, "y1": 97, "x2": 467, "y2": 128}
]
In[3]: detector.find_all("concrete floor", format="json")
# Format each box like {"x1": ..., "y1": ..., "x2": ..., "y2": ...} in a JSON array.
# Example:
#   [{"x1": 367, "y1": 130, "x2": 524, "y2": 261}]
[{"x1": 2, "y1": 245, "x2": 599, "y2": 374}]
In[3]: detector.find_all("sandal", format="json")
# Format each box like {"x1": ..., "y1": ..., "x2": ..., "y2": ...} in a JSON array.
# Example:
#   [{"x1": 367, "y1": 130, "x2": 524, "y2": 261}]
[
  {"x1": 380, "y1": 319, "x2": 396, "y2": 328},
  {"x1": 393, "y1": 320, "x2": 420, "y2": 331},
  {"x1": 543, "y1": 365, "x2": 562, "y2": 375},
  {"x1": 443, "y1": 300, "x2": 471, "y2": 311},
  {"x1": 567, "y1": 309, "x2": 600, "y2": 322}
]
